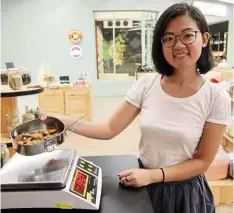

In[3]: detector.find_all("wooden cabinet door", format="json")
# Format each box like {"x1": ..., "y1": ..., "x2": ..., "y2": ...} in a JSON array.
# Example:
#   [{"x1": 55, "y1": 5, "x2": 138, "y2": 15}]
[
  {"x1": 38, "y1": 89, "x2": 65, "y2": 114},
  {"x1": 65, "y1": 90, "x2": 91, "y2": 121},
  {"x1": 1, "y1": 97, "x2": 17, "y2": 133}
]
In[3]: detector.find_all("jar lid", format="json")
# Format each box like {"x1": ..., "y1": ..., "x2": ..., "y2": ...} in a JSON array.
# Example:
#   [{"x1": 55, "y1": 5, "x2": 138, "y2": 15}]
[
  {"x1": 22, "y1": 71, "x2": 30, "y2": 74},
  {"x1": 0, "y1": 70, "x2": 8, "y2": 74},
  {"x1": 9, "y1": 70, "x2": 24, "y2": 74}
]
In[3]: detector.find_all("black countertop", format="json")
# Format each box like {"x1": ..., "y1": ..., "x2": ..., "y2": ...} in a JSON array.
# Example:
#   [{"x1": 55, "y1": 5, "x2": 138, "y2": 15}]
[{"x1": 2, "y1": 155, "x2": 154, "y2": 213}]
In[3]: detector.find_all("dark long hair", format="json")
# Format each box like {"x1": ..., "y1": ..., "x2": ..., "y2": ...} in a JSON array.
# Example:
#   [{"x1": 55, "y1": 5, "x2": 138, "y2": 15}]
[{"x1": 152, "y1": 2, "x2": 214, "y2": 76}]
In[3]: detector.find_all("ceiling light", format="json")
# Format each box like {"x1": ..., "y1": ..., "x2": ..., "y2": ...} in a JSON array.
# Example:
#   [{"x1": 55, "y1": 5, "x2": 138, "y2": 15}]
[
  {"x1": 217, "y1": 0, "x2": 234, "y2": 4},
  {"x1": 193, "y1": 1, "x2": 227, "y2": 17}
]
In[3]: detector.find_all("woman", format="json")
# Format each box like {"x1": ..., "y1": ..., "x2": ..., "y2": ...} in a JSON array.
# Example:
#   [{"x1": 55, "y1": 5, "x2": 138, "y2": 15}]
[{"x1": 42, "y1": 3, "x2": 230, "y2": 213}]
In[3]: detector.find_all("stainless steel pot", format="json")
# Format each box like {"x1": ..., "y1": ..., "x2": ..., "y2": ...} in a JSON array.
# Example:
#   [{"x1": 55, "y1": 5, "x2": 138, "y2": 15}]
[{"x1": 11, "y1": 116, "x2": 84, "y2": 156}]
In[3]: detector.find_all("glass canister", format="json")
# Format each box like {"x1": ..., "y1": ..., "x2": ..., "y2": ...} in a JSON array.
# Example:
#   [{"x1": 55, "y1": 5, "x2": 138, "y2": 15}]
[
  {"x1": 11, "y1": 115, "x2": 21, "y2": 129},
  {"x1": 8, "y1": 70, "x2": 23, "y2": 90},
  {"x1": 1, "y1": 143, "x2": 10, "y2": 168},
  {"x1": 5, "y1": 114, "x2": 11, "y2": 138},
  {"x1": 22, "y1": 71, "x2": 31, "y2": 85},
  {"x1": 22, "y1": 106, "x2": 35, "y2": 123},
  {"x1": 0, "y1": 70, "x2": 9, "y2": 85},
  {"x1": 5, "y1": 114, "x2": 20, "y2": 138}
]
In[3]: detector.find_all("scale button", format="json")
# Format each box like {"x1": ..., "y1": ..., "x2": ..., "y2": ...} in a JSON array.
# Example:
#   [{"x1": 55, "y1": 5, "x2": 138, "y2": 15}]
[
  {"x1": 88, "y1": 164, "x2": 93, "y2": 168},
  {"x1": 87, "y1": 192, "x2": 93, "y2": 203},
  {"x1": 80, "y1": 164, "x2": 84, "y2": 168},
  {"x1": 88, "y1": 168, "x2": 92, "y2": 172},
  {"x1": 80, "y1": 160, "x2": 85, "y2": 164}
]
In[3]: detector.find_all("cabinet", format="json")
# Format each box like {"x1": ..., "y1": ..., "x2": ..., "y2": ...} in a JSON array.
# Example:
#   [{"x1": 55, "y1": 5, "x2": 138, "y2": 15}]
[
  {"x1": 38, "y1": 86, "x2": 92, "y2": 121},
  {"x1": 38, "y1": 89, "x2": 65, "y2": 114},
  {"x1": 1, "y1": 97, "x2": 17, "y2": 133}
]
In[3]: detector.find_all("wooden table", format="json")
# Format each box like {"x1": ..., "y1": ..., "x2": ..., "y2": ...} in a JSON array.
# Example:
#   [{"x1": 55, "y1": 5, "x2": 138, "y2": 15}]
[{"x1": 0, "y1": 85, "x2": 44, "y2": 147}]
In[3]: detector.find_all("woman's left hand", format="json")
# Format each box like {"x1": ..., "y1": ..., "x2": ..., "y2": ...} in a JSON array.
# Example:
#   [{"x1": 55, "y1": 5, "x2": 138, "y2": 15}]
[{"x1": 118, "y1": 169, "x2": 152, "y2": 187}]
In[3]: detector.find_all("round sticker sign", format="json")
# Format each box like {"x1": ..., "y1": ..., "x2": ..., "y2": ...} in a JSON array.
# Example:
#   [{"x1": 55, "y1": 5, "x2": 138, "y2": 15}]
[{"x1": 70, "y1": 45, "x2": 83, "y2": 59}]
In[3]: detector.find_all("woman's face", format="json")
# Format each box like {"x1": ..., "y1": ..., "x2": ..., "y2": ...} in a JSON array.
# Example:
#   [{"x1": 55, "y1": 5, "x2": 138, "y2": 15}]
[{"x1": 162, "y1": 15, "x2": 209, "y2": 71}]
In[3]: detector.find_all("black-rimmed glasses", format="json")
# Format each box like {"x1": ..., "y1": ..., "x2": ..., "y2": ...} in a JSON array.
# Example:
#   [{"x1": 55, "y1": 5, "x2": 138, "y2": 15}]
[{"x1": 161, "y1": 31, "x2": 200, "y2": 48}]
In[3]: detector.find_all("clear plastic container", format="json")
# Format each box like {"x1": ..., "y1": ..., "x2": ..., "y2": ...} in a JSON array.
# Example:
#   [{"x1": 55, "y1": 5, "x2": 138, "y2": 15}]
[
  {"x1": 1, "y1": 144, "x2": 10, "y2": 168},
  {"x1": 0, "y1": 70, "x2": 8, "y2": 85},
  {"x1": 22, "y1": 71, "x2": 31, "y2": 85},
  {"x1": 8, "y1": 70, "x2": 23, "y2": 90}
]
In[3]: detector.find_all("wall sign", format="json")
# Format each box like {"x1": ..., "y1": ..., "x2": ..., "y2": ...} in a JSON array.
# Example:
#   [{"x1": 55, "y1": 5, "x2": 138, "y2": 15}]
[
  {"x1": 70, "y1": 45, "x2": 83, "y2": 59},
  {"x1": 59, "y1": 76, "x2": 70, "y2": 84},
  {"x1": 69, "y1": 30, "x2": 83, "y2": 43}
]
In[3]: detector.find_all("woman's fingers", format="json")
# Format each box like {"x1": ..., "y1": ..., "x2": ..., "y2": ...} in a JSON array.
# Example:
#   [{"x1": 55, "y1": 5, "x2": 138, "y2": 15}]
[
  {"x1": 39, "y1": 111, "x2": 48, "y2": 121},
  {"x1": 40, "y1": 115, "x2": 47, "y2": 121},
  {"x1": 118, "y1": 169, "x2": 133, "y2": 179}
]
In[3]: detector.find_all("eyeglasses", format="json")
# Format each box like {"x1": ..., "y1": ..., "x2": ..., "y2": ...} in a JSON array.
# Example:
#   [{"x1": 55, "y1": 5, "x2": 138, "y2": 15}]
[{"x1": 161, "y1": 30, "x2": 200, "y2": 48}]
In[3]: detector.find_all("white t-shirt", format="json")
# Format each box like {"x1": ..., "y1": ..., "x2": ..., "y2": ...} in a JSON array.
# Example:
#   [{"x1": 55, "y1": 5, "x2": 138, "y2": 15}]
[{"x1": 125, "y1": 74, "x2": 231, "y2": 169}]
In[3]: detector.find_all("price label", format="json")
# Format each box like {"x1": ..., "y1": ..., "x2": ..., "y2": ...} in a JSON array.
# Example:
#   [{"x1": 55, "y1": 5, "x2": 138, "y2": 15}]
[{"x1": 55, "y1": 203, "x2": 72, "y2": 209}]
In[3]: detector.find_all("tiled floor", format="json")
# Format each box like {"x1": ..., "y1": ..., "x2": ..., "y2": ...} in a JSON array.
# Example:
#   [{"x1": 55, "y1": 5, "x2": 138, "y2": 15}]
[{"x1": 60, "y1": 96, "x2": 233, "y2": 213}]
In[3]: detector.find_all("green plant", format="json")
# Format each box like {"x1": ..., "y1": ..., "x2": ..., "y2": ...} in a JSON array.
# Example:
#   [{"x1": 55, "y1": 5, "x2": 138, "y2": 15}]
[
  {"x1": 108, "y1": 34, "x2": 126, "y2": 66},
  {"x1": 136, "y1": 64, "x2": 156, "y2": 72},
  {"x1": 128, "y1": 54, "x2": 142, "y2": 63}
]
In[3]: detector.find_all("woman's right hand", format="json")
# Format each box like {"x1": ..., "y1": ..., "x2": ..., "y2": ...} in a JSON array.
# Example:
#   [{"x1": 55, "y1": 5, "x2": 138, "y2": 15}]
[{"x1": 39, "y1": 111, "x2": 48, "y2": 121}]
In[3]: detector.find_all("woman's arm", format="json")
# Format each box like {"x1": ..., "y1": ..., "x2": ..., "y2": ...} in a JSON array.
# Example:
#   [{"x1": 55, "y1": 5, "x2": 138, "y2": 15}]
[
  {"x1": 150, "y1": 122, "x2": 226, "y2": 183},
  {"x1": 43, "y1": 101, "x2": 140, "y2": 140},
  {"x1": 118, "y1": 122, "x2": 226, "y2": 186}
]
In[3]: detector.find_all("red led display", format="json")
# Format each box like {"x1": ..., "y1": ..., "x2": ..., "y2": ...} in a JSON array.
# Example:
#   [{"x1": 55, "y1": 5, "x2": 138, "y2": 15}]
[{"x1": 72, "y1": 170, "x2": 88, "y2": 197}]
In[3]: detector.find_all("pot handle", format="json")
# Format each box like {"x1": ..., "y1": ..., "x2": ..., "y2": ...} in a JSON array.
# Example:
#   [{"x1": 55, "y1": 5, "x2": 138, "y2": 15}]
[
  {"x1": 64, "y1": 116, "x2": 85, "y2": 137},
  {"x1": 45, "y1": 139, "x2": 56, "y2": 152}
]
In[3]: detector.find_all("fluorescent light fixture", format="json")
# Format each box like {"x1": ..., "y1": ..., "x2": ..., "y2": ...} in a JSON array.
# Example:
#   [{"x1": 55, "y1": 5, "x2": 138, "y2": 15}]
[
  {"x1": 193, "y1": 1, "x2": 227, "y2": 17},
  {"x1": 217, "y1": 0, "x2": 234, "y2": 4}
]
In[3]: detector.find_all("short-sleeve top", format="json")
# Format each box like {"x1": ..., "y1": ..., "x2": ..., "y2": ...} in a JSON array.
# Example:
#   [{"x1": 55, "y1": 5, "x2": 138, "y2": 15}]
[{"x1": 125, "y1": 74, "x2": 231, "y2": 169}]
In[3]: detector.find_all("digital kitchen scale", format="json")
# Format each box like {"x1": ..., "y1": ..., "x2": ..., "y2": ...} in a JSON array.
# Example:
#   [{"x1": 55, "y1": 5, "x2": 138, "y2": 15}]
[{"x1": 0, "y1": 149, "x2": 102, "y2": 210}]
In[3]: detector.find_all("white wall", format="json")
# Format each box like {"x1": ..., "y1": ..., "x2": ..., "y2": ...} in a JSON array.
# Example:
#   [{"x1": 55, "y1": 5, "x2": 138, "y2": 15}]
[
  {"x1": 1, "y1": 0, "x2": 179, "y2": 96},
  {"x1": 1, "y1": 0, "x2": 180, "y2": 112},
  {"x1": 1, "y1": 0, "x2": 233, "y2": 113}
]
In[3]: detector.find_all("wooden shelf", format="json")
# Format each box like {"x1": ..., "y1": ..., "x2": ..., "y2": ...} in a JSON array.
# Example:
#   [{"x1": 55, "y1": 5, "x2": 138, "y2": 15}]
[
  {"x1": 224, "y1": 132, "x2": 233, "y2": 143},
  {"x1": 208, "y1": 179, "x2": 233, "y2": 206},
  {"x1": 0, "y1": 132, "x2": 12, "y2": 144},
  {"x1": 209, "y1": 179, "x2": 233, "y2": 187},
  {"x1": 222, "y1": 133, "x2": 233, "y2": 153}
]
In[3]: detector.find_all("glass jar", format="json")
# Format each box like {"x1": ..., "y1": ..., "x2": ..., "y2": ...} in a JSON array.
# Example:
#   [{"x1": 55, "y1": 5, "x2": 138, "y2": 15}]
[
  {"x1": 1, "y1": 144, "x2": 10, "y2": 168},
  {"x1": 5, "y1": 114, "x2": 11, "y2": 138},
  {"x1": 8, "y1": 70, "x2": 23, "y2": 90},
  {"x1": 5, "y1": 114, "x2": 20, "y2": 138},
  {"x1": 22, "y1": 71, "x2": 31, "y2": 85},
  {"x1": 22, "y1": 106, "x2": 35, "y2": 123},
  {"x1": 11, "y1": 115, "x2": 20, "y2": 129},
  {"x1": 0, "y1": 70, "x2": 9, "y2": 85}
]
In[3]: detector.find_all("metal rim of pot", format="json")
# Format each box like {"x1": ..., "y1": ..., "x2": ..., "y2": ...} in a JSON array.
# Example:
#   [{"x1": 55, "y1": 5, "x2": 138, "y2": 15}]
[{"x1": 10, "y1": 116, "x2": 85, "y2": 156}]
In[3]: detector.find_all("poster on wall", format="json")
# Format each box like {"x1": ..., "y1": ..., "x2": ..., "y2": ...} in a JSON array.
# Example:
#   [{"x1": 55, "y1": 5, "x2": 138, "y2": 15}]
[{"x1": 70, "y1": 45, "x2": 83, "y2": 59}]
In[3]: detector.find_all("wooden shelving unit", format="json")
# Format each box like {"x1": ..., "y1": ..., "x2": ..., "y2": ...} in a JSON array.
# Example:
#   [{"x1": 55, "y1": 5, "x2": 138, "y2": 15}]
[
  {"x1": 222, "y1": 133, "x2": 233, "y2": 153},
  {"x1": 38, "y1": 86, "x2": 93, "y2": 121},
  {"x1": 0, "y1": 132, "x2": 12, "y2": 144},
  {"x1": 209, "y1": 179, "x2": 233, "y2": 206}
]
